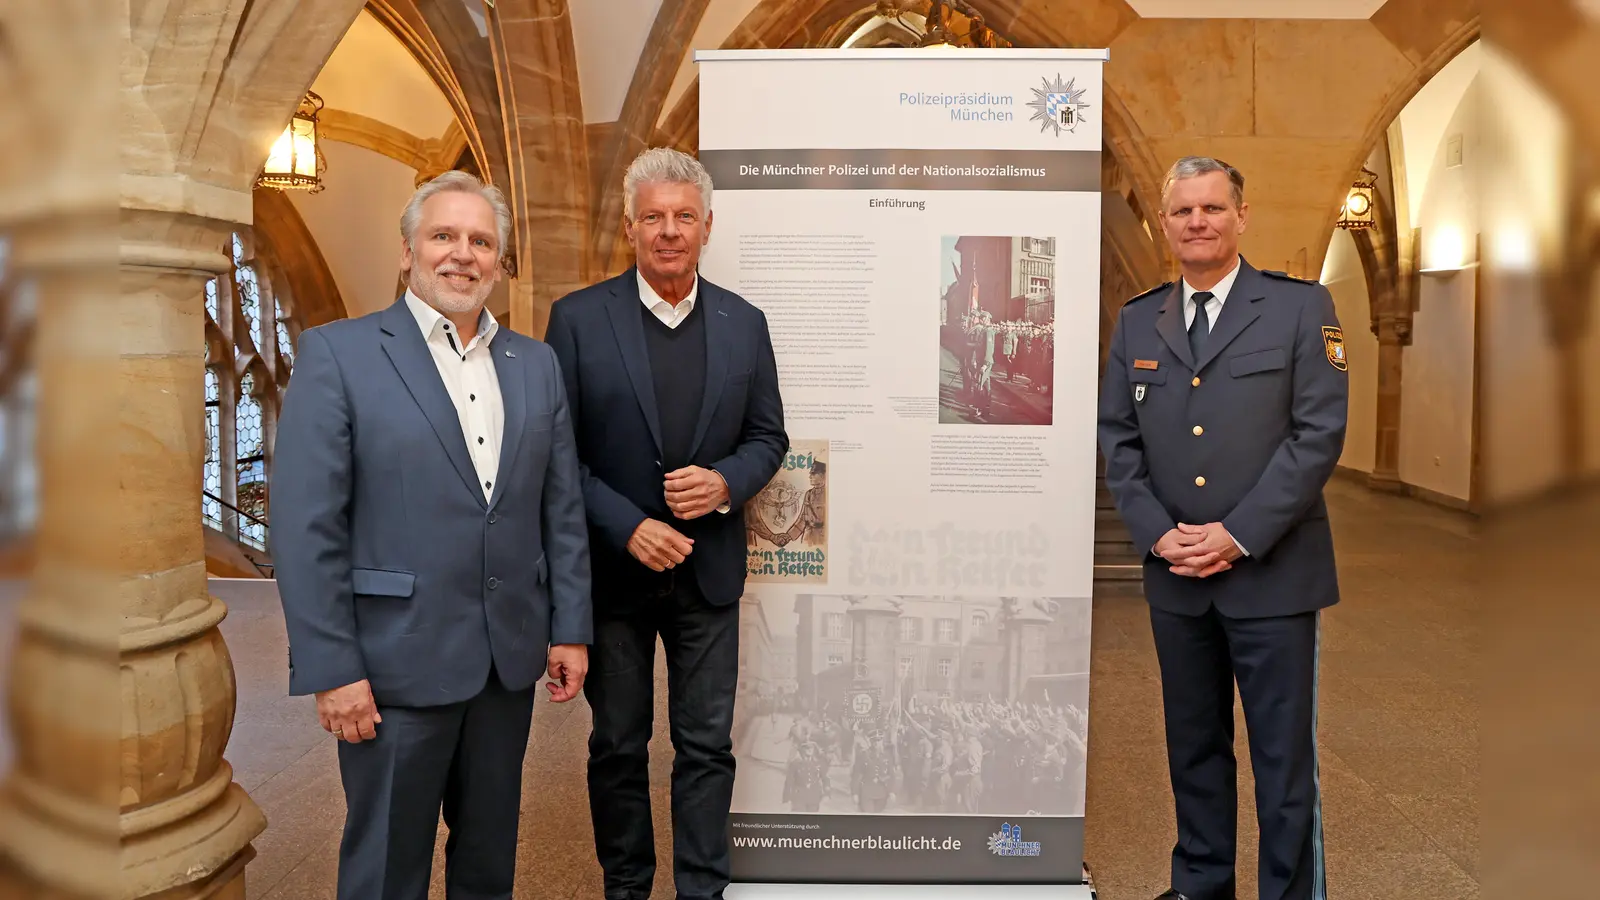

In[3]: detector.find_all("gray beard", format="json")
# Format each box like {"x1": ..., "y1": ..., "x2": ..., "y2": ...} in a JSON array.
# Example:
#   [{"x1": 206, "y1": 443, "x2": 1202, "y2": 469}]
[{"x1": 414, "y1": 272, "x2": 488, "y2": 315}]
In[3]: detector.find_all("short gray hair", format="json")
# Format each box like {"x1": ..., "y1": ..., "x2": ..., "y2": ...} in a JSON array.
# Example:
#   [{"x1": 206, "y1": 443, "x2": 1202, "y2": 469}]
[
  {"x1": 1160, "y1": 156, "x2": 1245, "y2": 210},
  {"x1": 400, "y1": 170, "x2": 513, "y2": 255},
  {"x1": 623, "y1": 147, "x2": 714, "y2": 219}
]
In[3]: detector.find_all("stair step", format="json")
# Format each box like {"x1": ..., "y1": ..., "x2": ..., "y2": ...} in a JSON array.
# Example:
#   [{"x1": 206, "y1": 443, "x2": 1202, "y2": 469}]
[
  {"x1": 1094, "y1": 508, "x2": 1126, "y2": 528},
  {"x1": 1096, "y1": 524, "x2": 1136, "y2": 538},
  {"x1": 1093, "y1": 563, "x2": 1143, "y2": 581},
  {"x1": 1093, "y1": 578, "x2": 1147, "y2": 598}
]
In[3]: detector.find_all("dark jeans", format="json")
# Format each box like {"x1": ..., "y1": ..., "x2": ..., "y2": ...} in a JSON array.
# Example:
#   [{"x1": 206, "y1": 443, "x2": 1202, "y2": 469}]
[
  {"x1": 336, "y1": 669, "x2": 536, "y2": 900},
  {"x1": 586, "y1": 572, "x2": 740, "y2": 900},
  {"x1": 1149, "y1": 605, "x2": 1324, "y2": 900}
]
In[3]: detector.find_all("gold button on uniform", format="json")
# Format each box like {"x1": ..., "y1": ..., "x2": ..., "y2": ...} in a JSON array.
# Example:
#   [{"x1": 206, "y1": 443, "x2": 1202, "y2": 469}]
[
  {"x1": 1195, "y1": 476, "x2": 1206, "y2": 487},
  {"x1": 1193, "y1": 425, "x2": 1204, "y2": 436},
  {"x1": 1192, "y1": 376, "x2": 1201, "y2": 387}
]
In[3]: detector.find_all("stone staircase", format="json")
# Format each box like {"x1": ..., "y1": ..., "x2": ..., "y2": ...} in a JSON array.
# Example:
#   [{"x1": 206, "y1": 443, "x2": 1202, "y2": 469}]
[{"x1": 1092, "y1": 456, "x2": 1144, "y2": 597}]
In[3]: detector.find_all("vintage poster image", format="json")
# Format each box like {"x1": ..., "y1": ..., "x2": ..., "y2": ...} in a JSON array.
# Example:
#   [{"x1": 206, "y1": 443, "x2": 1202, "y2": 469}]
[{"x1": 745, "y1": 440, "x2": 829, "y2": 583}]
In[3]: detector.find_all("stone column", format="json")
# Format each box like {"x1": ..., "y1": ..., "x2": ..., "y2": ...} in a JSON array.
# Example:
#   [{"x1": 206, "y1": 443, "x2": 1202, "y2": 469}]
[
  {"x1": 0, "y1": 2, "x2": 258, "y2": 895},
  {"x1": 0, "y1": 196, "x2": 269, "y2": 900},
  {"x1": 0, "y1": 211, "x2": 125, "y2": 897},
  {"x1": 486, "y1": 0, "x2": 592, "y2": 338},
  {"x1": 1367, "y1": 314, "x2": 1411, "y2": 493},
  {"x1": 116, "y1": 199, "x2": 269, "y2": 899}
]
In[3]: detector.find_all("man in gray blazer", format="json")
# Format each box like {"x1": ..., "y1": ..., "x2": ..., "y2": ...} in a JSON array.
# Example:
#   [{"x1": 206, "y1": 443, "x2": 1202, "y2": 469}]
[{"x1": 271, "y1": 170, "x2": 591, "y2": 900}]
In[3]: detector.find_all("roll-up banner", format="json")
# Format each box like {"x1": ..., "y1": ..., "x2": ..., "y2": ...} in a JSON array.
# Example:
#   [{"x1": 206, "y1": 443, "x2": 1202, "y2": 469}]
[{"x1": 697, "y1": 48, "x2": 1105, "y2": 896}]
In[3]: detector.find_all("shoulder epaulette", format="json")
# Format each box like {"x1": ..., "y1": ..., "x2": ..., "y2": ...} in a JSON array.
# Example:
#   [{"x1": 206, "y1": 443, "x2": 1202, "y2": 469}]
[
  {"x1": 1261, "y1": 269, "x2": 1320, "y2": 285},
  {"x1": 1126, "y1": 281, "x2": 1173, "y2": 304}
]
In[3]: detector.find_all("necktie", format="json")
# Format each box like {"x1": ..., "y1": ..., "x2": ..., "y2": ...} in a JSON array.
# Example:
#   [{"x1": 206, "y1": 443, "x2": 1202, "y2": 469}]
[{"x1": 1189, "y1": 291, "x2": 1213, "y2": 363}]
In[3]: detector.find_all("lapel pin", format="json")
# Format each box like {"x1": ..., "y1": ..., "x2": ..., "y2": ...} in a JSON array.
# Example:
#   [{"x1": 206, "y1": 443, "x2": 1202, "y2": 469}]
[
  {"x1": 1135, "y1": 384, "x2": 1147, "y2": 403},
  {"x1": 505, "y1": 350, "x2": 516, "y2": 358}
]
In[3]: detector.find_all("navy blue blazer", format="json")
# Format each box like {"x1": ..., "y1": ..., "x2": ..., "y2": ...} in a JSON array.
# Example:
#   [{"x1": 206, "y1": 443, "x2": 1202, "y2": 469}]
[
  {"x1": 1097, "y1": 259, "x2": 1349, "y2": 619},
  {"x1": 544, "y1": 268, "x2": 787, "y2": 609},
  {"x1": 271, "y1": 298, "x2": 593, "y2": 707}
]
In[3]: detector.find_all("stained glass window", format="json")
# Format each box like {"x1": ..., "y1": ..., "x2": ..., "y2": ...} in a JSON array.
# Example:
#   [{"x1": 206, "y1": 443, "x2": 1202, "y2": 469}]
[
  {"x1": 238, "y1": 271, "x2": 262, "y2": 351},
  {"x1": 277, "y1": 318, "x2": 294, "y2": 366},
  {"x1": 199, "y1": 230, "x2": 301, "y2": 557},
  {"x1": 203, "y1": 367, "x2": 221, "y2": 530},
  {"x1": 0, "y1": 234, "x2": 37, "y2": 540},
  {"x1": 235, "y1": 370, "x2": 266, "y2": 548}
]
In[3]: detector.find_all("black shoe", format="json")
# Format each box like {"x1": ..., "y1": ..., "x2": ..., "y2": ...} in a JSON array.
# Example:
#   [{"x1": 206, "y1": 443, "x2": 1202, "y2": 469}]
[{"x1": 1153, "y1": 892, "x2": 1190, "y2": 900}]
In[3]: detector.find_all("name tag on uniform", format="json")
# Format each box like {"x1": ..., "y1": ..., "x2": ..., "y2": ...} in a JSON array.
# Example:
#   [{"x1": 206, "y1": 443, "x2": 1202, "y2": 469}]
[{"x1": 1133, "y1": 359, "x2": 1159, "y2": 370}]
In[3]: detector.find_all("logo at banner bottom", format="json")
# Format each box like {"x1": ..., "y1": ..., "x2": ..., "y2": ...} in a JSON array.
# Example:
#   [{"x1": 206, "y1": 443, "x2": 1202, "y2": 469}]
[{"x1": 988, "y1": 822, "x2": 1043, "y2": 858}]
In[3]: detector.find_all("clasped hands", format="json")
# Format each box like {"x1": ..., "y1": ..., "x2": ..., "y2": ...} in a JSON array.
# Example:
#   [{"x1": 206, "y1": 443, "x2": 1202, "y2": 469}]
[
  {"x1": 625, "y1": 465, "x2": 729, "y2": 572},
  {"x1": 1154, "y1": 521, "x2": 1241, "y2": 578}
]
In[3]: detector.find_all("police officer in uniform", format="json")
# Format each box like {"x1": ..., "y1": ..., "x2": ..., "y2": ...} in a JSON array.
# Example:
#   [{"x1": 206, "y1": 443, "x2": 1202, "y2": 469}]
[{"x1": 1098, "y1": 156, "x2": 1348, "y2": 900}]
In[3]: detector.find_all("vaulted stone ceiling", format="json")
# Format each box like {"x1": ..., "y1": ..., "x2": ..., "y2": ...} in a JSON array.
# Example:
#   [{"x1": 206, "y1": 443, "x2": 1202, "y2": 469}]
[
  {"x1": 274, "y1": 0, "x2": 1600, "y2": 334},
  {"x1": 556, "y1": 0, "x2": 1480, "y2": 285}
]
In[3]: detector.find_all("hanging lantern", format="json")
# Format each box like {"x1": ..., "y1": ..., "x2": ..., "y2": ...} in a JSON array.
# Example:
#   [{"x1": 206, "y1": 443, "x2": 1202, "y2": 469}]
[
  {"x1": 257, "y1": 91, "x2": 326, "y2": 193},
  {"x1": 1335, "y1": 166, "x2": 1378, "y2": 231}
]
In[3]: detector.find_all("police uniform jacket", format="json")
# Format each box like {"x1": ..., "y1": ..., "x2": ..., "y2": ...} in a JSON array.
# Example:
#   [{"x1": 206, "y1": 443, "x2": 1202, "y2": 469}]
[{"x1": 1097, "y1": 258, "x2": 1349, "y2": 619}]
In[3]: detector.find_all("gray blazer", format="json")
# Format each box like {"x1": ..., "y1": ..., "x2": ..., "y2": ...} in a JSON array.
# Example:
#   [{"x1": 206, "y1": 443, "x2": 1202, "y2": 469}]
[{"x1": 271, "y1": 297, "x2": 592, "y2": 708}]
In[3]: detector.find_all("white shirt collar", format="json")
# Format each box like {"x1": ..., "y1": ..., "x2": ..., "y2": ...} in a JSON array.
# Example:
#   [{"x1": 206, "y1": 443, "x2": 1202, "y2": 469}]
[
  {"x1": 1182, "y1": 255, "x2": 1243, "y2": 307},
  {"x1": 404, "y1": 289, "x2": 497, "y2": 348},
  {"x1": 638, "y1": 269, "x2": 698, "y2": 321}
]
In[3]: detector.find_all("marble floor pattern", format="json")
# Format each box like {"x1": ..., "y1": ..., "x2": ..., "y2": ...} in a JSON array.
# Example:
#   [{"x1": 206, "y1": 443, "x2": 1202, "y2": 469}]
[{"x1": 217, "y1": 478, "x2": 1478, "y2": 900}]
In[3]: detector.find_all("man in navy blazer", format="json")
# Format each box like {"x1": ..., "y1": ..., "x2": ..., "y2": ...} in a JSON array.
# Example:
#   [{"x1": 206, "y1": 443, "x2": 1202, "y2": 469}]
[
  {"x1": 545, "y1": 147, "x2": 786, "y2": 900},
  {"x1": 272, "y1": 171, "x2": 591, "y2": 900},
  {"x1": 1099, "y1": 157, "x2": 1348, "y2": 900}
]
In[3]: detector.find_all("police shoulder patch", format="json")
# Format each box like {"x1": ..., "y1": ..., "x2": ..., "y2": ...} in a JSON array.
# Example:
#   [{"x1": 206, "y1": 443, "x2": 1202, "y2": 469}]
[
  {"x1": 1322, "y1": 326, "x2": 1347, "y2": 371},
  {"x1": 1262, "y1": 269, "x2": 1320, "y2": 285}
]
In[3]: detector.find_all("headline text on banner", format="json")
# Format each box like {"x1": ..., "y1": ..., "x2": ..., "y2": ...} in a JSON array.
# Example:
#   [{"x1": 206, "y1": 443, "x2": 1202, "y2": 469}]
[{"x1": 700, "y1": 150, "x2": 1099, "y2": 192}]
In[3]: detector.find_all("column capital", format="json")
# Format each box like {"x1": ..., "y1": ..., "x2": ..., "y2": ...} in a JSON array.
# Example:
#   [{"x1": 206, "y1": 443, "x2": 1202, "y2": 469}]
[
  {"x1": 1372, "y1": 312, "x2": 1413, "y2": 346},
  {"x1": 121, "y1": 176, "x2": 253, "y2": 277}
]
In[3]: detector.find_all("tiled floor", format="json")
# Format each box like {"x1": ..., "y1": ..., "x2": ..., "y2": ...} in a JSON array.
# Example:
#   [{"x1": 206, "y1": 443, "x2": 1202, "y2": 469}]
[{"x1": 217, "y1": 478, "x2": 1477, "y2": 899}]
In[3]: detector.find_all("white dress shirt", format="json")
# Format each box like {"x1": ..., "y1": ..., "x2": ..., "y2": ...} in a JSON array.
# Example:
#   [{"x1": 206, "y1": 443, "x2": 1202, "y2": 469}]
[
  {"x1": 405, "y1": 290, "x2": 503, "y2": 502},
  {"x1": 1182, "y1": 254, "x2": 1242, "y2": 332},
  {"x1": 1172, "y1": 255, "x2": 1249, "y2": 558},
  {"x1": 638, "y1": 269, "x2": 699, "y2": 329}
]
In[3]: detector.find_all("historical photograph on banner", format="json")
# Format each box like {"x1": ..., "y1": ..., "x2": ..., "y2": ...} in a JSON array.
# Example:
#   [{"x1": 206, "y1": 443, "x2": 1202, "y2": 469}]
[
  {"x1": 938, "y1": 235, "x2": 1057, "y2": 426},
  {"x1": 745, "y1": 440, "x2": 829, "y2": 583},
  {"x1": 732, "y1": 593, "x2": 1091, "y2": 818}
]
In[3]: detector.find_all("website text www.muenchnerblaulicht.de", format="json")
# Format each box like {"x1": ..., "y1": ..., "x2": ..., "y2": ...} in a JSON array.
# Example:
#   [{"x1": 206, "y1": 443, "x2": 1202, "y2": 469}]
[{"x1": 732, "y1": 834, "x2": 962, "y2": 851}]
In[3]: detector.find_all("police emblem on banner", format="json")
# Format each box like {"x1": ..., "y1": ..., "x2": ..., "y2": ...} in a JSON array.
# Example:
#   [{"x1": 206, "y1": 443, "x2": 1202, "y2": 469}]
[
  {"x1": 1322, "y1": 326, "x2": 1347, "y2": 371},
  {"x1": 1027, "y1": 74, "x2": 1090, "y2": 137},
  {"x1": 987, "y1": 822, "x2": 1043, "y2": 857}
]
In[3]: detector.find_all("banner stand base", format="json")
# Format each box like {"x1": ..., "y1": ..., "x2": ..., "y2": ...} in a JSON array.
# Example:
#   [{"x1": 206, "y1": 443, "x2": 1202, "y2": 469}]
[{"x1": 727, "y1": 868, "x2": 1097, "y2": 899}]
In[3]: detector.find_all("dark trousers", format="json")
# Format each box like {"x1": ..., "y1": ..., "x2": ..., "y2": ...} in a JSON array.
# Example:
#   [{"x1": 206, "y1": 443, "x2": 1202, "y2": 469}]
[
  {"x1": 1149, "y1": 605, "x2": 1325, "y2": 900},
  {"x1": 335, "y1": 669, "x2": 536, "y2": 900},
  {"x1": 586, "y1": 573, "x2": 740, "y2": 900}
]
